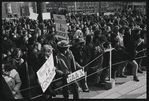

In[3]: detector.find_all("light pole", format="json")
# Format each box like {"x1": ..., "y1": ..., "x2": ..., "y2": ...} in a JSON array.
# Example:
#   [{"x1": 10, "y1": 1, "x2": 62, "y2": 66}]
[{"x1": 36, "y1": 2, "x2": 46, "y2": 23}]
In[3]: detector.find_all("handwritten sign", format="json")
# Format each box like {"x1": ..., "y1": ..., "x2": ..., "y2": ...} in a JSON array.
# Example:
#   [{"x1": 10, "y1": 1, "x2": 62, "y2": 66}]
[
  {"x1": 29, "y1": 13, "x2": 38, "y2": 20},
  {"x1": 55, "y1": 22, "x2": 68, "y2": 39},
  {"x1": 53, "y1": 14, "x2": 66, "y2": 24},
  {"x1": 67, "y1": 69, "x2": 85, "y2": 83},
  {"x1": 55, "y1": 23, "x2": 68, "y2": 33},
  {"x1": 42, "y1": 13, "x2": 51, "y2": 20},
  {"x1": 36, "y1": 53, "x2": 56, "y2": 93}
]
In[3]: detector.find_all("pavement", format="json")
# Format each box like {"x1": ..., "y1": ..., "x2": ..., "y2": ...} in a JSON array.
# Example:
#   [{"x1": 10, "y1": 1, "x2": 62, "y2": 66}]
[
  {"x1": 52, "y1": 70, "x2": 146, "y2": 99},
  {"x1": 34, "y1": 67, "x2": 146, "y2": 99}
]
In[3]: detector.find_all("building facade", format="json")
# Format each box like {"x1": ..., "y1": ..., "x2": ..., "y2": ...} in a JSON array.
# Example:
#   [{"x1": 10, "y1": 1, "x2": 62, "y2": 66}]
[{"x1": 2, "y1": 2, "x2": 21, "y2": 18}]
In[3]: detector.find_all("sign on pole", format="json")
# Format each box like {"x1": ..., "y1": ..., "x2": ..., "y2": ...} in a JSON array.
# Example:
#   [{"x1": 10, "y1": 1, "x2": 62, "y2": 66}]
[
  {"x1": 55, "y1": 23, "x2": 69, "y2": 39},
  {"x1": 29, "y1": 13, "x2": 38, "y2": 20},
  {"x1": 53, "y1": 14, "x2": 66, "y2": 24},
  {"x1": 53, "y1": 14, "x2": 69, "y2": 40},
  {"x1": 36, "y1": 53, "x2": 56, "y2": 93},
  {"x1": 67, "y1": 69, "x2": 85, "y2": 83},
  {"x1": 55, "y1": 23, "x2": 68, "y2": 34},
  {"x1": 42, "y1": 13, "x2": 51, "y2": 20}
]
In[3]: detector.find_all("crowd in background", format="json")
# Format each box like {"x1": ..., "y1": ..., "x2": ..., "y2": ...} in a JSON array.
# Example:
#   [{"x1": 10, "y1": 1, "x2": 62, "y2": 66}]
[{"x1": 2, "y1": 8, "x2": 147, "y2": 99}]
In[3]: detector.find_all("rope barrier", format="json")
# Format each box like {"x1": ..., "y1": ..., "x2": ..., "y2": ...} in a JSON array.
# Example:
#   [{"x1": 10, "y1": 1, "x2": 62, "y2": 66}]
[
  {"x1": 19, "y1": 53, "x2": 104, "y2": 92},
  {"x1": 20, "y1": 48, "x2": 147, "y2": 92},
  {"x1": 30, "y1": 55, "x2": 146, "y2": 99},
  {"x1": 31, "y1": 94, "x2": 43, "y2": 99},
  {"x1": 18, "y1": 48, "x2": 146, "y2": 99}
]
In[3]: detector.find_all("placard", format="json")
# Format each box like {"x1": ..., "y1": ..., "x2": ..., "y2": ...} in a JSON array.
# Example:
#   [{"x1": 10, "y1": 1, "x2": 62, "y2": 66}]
[
  {"x1": 42, "y1": 13, "x2": 51, "y2": 20},
  {"x1": 29, "y1": 13, "x2": 38, "y2": 20},
  {"x1": 67, "y1": 69, "x2": 85, "y2": 83},
  {"x1": 55, "y1": 23, "x2": 68, "y2": 33},
  {"x1": 104, "y1": 12, "x2": 114, "y2": 16},
  {"x1": 53, "y1": 14, "x2": 66, "y2": 24},
  {"x1": 36, "y1": 53, "x2": 56, "y2": 92}
]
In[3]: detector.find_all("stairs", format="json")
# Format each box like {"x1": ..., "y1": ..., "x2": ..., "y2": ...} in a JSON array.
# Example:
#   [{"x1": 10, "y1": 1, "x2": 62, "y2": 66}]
[{"x1": 91, "y1": 74, "x2": 146, "y2": 99}]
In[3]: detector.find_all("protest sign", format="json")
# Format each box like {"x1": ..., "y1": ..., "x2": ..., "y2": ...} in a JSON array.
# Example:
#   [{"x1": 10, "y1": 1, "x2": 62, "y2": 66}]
[
  {"x1": 55, "y1": 23, "x2": 69, "y2": 39},
  {"x1": 53, "y1": 14, "x2": 66, "y2": 24},
  {"x1": 55, "y1": 23, "x2": 68, "y2": 33},
  {"x1": 53, "y1": 14, "x2": 68, "y2": 40},
  {"x1": 36, "y1": 53, "x2": 56, "y2": 93},
  {"x1": 67, "y1": 69, "x2": 85, "y2": 84},
  {"x1": 104, "y1": 12, "x2": 114, "y2": 16},
  {"x1": 42, "y1": 13, "x2": 51, "y2": 20},
  {"x1": 29, "y1": 13, "x2": 38, "y2": 20}
]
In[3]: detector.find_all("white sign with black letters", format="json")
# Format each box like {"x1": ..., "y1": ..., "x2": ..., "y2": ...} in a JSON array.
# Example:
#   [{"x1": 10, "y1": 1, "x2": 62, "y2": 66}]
[
  {"x1": 67, "y1": 69, "x2": 85, "y2": 84},
  {"x1": 53, "y1": 14, "x2": 66, "y2": 24},
  {"x1": 29, "y1": 13, "x2": 38, "y2": 20},
  {"x1": 42, "y1": 13, "x2": 51, "y2": 20},
  {"x1": 36, "y1": 53, "x2": 56, "y2": 93}
]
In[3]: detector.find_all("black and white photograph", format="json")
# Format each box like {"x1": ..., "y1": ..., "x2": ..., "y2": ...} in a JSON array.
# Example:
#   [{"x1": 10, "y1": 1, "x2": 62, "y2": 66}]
[{"x1": 2, "y1": 1, "x2": 147, "y2": 99}]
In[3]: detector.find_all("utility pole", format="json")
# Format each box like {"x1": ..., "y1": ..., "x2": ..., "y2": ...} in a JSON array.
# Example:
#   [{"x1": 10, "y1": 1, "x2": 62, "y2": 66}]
[{"x1": 36, "y1": 2, "x2": 46, "y2": 23}]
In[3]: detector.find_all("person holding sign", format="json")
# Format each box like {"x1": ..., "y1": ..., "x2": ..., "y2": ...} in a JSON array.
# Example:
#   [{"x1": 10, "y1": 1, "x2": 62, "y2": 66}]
[
  {"x1": 56, "y1": 40, "x2": 81, "y2": 99},
  {"x1": 70, "y1": 38, "x2": 91, "y2": 92},
  {"x1": 37, "y1": 45, "x2": 56, "y2": 99}
]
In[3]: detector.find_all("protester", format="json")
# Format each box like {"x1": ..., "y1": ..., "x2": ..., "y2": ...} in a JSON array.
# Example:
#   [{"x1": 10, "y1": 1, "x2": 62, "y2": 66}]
[
  {"x1": 124, "y1": 27, "x2": 144, "y2": 82},
  {"x1": 70, "y1": 38, "x2": 91, "y2": 92},
  {"x1": 2, "y1": 63, "x2": 23, "y2": 99},
  {"x1": 2, "y1": 7, "x2": 146, "y2": 99},
  {"x1": 56, "y1": 40, "x2": 80, "y2": 99}
]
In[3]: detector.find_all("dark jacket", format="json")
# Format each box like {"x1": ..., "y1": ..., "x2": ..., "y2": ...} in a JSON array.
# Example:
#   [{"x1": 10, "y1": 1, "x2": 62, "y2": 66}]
[{"x1": 56, "y1": 50, "x2": 80, "y2": 76}]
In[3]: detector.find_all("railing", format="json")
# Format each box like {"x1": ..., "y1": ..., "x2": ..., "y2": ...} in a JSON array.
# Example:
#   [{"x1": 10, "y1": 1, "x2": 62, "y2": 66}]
[{"x1": 9, "y1": 48, "x2": 147, "y2": 99}]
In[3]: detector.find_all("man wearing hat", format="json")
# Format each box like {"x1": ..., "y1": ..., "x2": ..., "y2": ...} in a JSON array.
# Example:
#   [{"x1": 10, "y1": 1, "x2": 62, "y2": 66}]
[
  {"x1": 56, "y1": 40, "x2": 81, "y2": 99},
  {"x1": 70, "y1": 38, "x2": 91, "y2": 92}
]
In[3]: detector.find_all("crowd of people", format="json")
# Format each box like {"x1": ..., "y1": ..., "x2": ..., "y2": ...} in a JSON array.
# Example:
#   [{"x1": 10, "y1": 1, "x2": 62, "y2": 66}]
[{"x1": 2, "y1": 8, "x2": 147, "y2": 99}]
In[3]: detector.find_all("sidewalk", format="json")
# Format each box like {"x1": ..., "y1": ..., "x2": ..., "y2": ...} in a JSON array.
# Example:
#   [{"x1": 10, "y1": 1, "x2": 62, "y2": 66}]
[
  {"x1": 52, "y1": 71, "x2": 146, "y2": 99},
  {"x1": 91, "y1": 73, "x2": 146, "y2": 99}
]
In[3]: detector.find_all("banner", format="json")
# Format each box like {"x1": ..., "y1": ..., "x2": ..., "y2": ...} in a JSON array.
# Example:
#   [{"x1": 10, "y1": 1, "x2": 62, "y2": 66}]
[
  {"x1": 67, "y1": 69, "x2": 85, "y2": 83},
  {"x1": 42, "y1": 13, "x2": 51, "y2": 20},
  {"x1": 53, "y1": 14, "x2": 66, "y2": 24},
  {"x1": 36, "y1": 53, "x2": 56, "y2": 93},
  {"x1": 29, "y1": 13, "x2": 38, "y2": 20}
]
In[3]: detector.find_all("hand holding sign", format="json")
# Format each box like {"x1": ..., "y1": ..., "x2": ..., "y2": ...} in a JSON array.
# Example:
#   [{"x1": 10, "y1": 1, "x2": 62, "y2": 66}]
[{"x1": 36, "y1": 53, "x2": 56, "y2": 93}]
